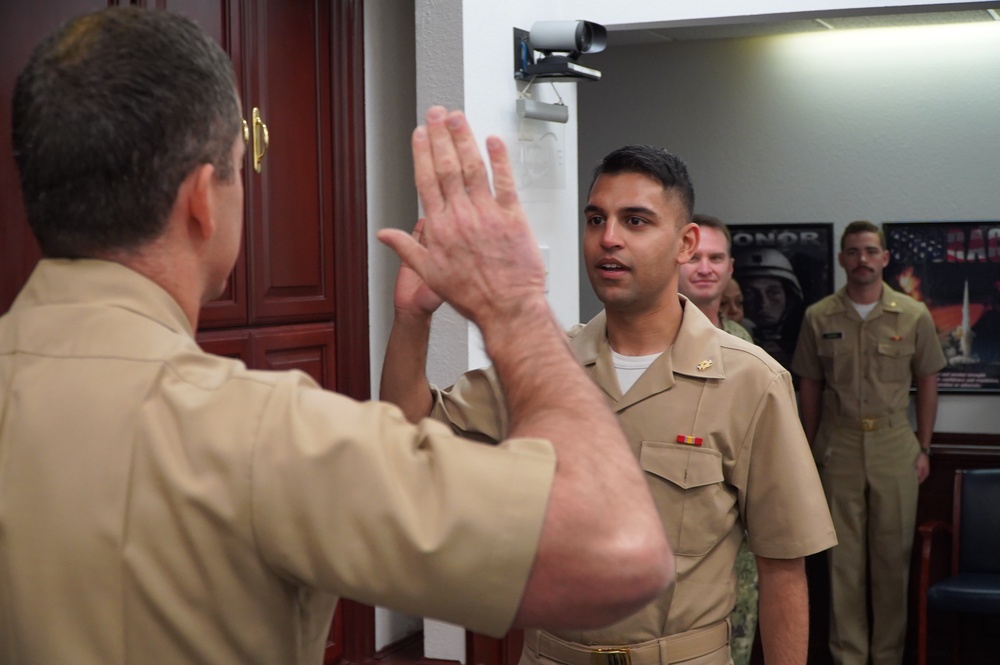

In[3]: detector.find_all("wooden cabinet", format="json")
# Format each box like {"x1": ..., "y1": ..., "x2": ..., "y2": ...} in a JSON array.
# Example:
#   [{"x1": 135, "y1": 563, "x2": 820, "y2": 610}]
[{"x1": 197, "y1": 322, "x2": 337, "y2": 389}]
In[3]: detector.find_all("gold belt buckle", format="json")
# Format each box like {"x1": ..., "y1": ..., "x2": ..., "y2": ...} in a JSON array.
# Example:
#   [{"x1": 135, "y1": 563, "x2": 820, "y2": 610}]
[
  {"x1": 861, "y1": 418, "x2": 877, "y2": 432},
  {"x1": 590, "y1": 648, "x2": 631, "y2": 665}
]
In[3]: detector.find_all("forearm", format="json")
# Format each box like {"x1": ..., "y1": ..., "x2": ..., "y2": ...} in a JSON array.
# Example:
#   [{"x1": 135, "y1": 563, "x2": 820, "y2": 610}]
[
  {"x1": 914, "y1": 373, "x2": 939, "y2": 448},
  {"x1": 756, "y1": 556, "x2": 808, "y2": 665},
  {"x1": 797, "y1": 377, "x2": 823, "y2": 446},
  {"x1": 380, "y1": 312, "x2": 434, "y2": 423},
  {"x1": 481, "y1": 298, "x2": 673, "y2": 629}
]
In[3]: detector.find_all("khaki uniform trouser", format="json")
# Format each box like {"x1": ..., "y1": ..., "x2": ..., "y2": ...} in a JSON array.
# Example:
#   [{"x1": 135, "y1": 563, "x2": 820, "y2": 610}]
[
  {"x1": 815, "y1": 418, "x2": 919, "y2": 665},
  {"x1": 519, "y1": 621, "x2": 731, "y2": 665}
]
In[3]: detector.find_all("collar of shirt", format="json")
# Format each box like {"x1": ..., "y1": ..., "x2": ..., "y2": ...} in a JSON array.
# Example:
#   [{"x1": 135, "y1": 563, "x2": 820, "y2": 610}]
[
  {"x1": 568, "y1": 296, "x2": 728, "y2": 405},
  {"x1": 11, "y1": 258, "x2": 194, "y2": 339}
]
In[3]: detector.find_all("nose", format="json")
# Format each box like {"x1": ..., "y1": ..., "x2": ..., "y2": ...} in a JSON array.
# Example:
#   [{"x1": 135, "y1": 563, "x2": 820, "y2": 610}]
[{"x1": 600, "y1": 220, "x2": 623, "y2": 249}]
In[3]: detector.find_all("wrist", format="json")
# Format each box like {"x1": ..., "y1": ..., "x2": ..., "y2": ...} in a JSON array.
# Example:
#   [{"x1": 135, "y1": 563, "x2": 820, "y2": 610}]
[{"x1": 920, "y1": 446, "x2": 931, "y2": 457}]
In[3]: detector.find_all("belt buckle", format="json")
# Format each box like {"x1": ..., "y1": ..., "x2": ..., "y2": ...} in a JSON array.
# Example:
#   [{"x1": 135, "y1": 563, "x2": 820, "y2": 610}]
[
  {"x1": 590, "y1": 648, "x2": 631, "y2": 665},
  {"x1": 861, "y1": 418, "x2": 877, "y2": 432}
]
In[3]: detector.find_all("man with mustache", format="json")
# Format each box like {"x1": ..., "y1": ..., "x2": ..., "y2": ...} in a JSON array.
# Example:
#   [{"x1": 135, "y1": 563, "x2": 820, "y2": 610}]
[{"x1": 792, "y1": 220, "x2": 947, "y2": 665}]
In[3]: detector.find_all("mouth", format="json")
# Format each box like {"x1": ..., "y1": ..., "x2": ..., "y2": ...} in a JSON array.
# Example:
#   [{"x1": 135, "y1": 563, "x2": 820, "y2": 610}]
[{"x1": 596, "y1": 259, "x2": 629, "y2": 277}]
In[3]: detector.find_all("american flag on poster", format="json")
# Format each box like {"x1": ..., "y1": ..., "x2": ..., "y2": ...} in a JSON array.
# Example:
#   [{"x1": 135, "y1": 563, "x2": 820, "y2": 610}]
[{"x1": 884, "y1": 221, "x2": 1000, "y2": 393}]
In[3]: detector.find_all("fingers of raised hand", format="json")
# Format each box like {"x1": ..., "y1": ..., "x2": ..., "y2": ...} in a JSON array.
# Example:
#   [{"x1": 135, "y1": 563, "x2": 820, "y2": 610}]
[
  {"x1": 446, "y1": 112, "x2": 492, "y2": 203},
  {"x1": 425, "y1": 108, "x2": 470, "y2": 204},
  {"x1": 412, "y1": 124, "x2": 444, "y2": 215},
  {"x1": 486, "y1": 136, "x2": 519, "y2": 210},
  {"x1": 376, "y1": 228, "x2": 429, "y2": 276}
]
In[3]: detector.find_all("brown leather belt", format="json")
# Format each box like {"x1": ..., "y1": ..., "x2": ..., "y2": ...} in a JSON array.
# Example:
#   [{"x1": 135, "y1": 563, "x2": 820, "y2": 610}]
[
  {"x1": 834, "y1": 413, "x2": 910, "y2": 432},
  {"x1": 525, "y1": 621, "x2": 729, "y2": 665}
]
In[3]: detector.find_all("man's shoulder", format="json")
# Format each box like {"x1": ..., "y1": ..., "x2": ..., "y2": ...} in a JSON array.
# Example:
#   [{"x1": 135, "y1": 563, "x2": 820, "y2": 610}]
[
  {"x1": 882, "y1": 284, "x2": 930, "y2": 314},
  {"x1": 717, "y1": 331, "x2": 788, "y2": 379},
  {"x1": 804, "y1": 291, "x2": 843, "y2": 315}
]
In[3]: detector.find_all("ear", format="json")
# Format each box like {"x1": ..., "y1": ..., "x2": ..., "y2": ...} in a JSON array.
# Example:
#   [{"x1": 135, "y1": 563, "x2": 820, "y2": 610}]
[
  {"x1": 678, "y1": 222, "x2": 699, "y2": 264},
  {"x1": 881, "y1": 249, "x2": 891, "y2": 267},
  {"x1": 837, "y1": 251, "x2": 847, "y2": 269},
  {"x1": 727, "y1": 257, "x2": 734, "y2": 276},
  {"x1": 186, "y1": 163, "x2": 218, "y2": 242}
]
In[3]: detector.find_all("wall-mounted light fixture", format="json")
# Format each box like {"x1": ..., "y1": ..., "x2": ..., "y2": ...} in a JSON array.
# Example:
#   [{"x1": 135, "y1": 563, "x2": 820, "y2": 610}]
[{"x1": 516, "y1": 98, "x2": 569, "y2": 123}]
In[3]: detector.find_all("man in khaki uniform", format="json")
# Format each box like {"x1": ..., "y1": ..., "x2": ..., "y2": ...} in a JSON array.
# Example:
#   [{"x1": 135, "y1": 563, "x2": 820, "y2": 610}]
[
  {"x1": 383, "y1": 145, "x2": 837, "y2": 665},
  {"x1": 680, "y1": 215, "x2": 753, "y2": 345},
  {"x1": 0, "y1": 9, "x2": 675, "y2": 664},
  {"x1": 678, "y1": 214, "x2": 756, "y2": 665},
  {"x1": 792, "y1": 221, "x2": 947, "y2": 665}
]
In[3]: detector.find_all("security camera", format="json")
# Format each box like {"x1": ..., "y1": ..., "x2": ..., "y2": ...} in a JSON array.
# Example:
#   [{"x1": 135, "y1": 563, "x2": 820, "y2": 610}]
[
  {"x1": 513, "y1": 20, "x2": 607, "y2": 82},
  {"x1": 528, "y1": 21, "x2": 607, "y2": 57}
]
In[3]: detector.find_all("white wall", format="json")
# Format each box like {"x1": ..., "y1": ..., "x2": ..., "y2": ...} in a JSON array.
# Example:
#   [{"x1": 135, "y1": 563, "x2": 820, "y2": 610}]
[
  {"x1": 364, "y1": 0, "x2": 424, "y2": 650},
  {"x1": 578, "y1": 20, "x2": 1000, "y2": 433}
]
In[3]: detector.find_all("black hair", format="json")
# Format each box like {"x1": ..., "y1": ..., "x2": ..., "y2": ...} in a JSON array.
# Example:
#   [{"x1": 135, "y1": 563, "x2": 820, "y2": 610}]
[{"x1": 590, "y1": 145, "x2": 695, "y2": 220}]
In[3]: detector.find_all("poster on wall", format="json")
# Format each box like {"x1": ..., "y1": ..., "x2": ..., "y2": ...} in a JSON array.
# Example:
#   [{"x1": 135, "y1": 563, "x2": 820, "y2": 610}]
[
  {"x1": 883, "y1": 221, "x2": 1000, "y2": 393},
  {"x1": 729, "y1": 223, "x2": 835, "y2": 370}
]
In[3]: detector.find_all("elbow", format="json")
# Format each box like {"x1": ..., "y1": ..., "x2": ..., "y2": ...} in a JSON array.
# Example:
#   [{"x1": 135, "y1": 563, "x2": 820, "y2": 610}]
[
  {"x1": 607, "y1": 530, "x2": 675, "y2": 621},
  {"x1": 576, "y1": 528, "x2": 675, "y2": 629},
  {"x1": 515, "y1": 527, "x2": 674, "y2": 631}
]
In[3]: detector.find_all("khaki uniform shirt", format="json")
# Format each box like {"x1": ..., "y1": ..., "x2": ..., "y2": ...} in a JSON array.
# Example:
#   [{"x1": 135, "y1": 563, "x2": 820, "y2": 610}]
[
  {"x1": 0, "y1": 259, "x2": 555, "y2": 665},
  {"x1": 791, "y1": 283, "x2": 947, "y2": 421},
  {"x1": 431, "y1": 300, "x2": 836, "y2": 643}
]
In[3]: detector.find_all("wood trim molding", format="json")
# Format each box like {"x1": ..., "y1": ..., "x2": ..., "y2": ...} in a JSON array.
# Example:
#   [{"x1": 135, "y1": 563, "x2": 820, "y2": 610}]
[{"x1": 330, "y1": 0, "x2": 370, "y2": 402}]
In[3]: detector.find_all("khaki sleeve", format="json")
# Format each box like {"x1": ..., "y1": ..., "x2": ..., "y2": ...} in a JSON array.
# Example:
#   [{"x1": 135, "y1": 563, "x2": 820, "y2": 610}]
[
  {"x1": 743, "y1": 371, "x2": 837, "y2": 558},
  {"x1": 428, "y1": 366, "x2": 511, "y2": 443},
  {"x1": 911, "y1": 304, "x2": 948, "y2": 377},
  {"x1": 790, "y1": 308, "x2": 824, "y2": 381},
  {"x1": 251, "y1": 373, "x2": 555, "y2": 637}
]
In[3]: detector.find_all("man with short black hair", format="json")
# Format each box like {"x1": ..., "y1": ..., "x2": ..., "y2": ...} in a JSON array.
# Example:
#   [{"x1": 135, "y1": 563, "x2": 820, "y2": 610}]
[{"x1": 383, "y1": 144, "x2": 837, "y2": 665}]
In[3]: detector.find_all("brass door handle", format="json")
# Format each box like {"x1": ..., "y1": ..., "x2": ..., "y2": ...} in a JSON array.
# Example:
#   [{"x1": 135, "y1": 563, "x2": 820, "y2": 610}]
[{"x1": 252, "y1": 107, "x2": 269, "y2": 174}]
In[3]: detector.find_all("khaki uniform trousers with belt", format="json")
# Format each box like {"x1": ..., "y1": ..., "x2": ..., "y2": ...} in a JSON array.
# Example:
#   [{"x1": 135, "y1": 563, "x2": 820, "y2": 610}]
[
  {"x1": 815, "y1": 414, "x2": 919, "y2": 665},
  {"x1": 520, "y1": 620, "x2": 730, "y2": 665}
]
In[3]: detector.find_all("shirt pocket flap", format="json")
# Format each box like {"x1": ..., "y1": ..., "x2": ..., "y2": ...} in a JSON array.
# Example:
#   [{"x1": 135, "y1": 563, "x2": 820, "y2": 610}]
[
  {"x1": 639, "y1": 442, "x2": 724, "y2": 490},
  {"x1": 877, "y1": 341, "x2": 915, "y2": 358}
]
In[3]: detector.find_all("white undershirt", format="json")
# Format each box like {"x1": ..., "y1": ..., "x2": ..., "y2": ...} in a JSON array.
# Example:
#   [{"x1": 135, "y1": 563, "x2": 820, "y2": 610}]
[
  {"x1": 849, "y1": 299, "x2": 878, "y2": 320},
  {"x1": 611, "y1": 349, "x2": 663, "y2": 394}
]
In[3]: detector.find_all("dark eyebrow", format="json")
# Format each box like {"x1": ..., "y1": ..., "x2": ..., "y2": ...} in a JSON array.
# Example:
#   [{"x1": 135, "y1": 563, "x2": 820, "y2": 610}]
[
  {"x1": 583, "y1": 204, "x2": 659, "y2": 217},
  {"x1": 621, "y1": 206, "x2": 658, "y2": 217}
]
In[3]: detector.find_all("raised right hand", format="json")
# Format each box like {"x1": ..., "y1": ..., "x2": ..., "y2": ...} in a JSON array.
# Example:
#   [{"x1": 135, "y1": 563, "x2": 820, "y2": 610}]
[
  {"x1": 393, "y1": 218, "x2": 444, "y2": 319},
  {"x1": 377, "y1": 106, "x2": 545, "y2": 329}
]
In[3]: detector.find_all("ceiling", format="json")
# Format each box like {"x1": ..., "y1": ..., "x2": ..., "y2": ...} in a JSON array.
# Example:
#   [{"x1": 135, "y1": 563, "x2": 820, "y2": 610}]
[{"x1": 608, "y1": 8, "x2": 1000, "y2": 46}]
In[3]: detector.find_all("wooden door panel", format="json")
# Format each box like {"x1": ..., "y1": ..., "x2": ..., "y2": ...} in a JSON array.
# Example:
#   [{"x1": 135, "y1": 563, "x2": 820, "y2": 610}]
[
  {"x1": 243, "y1": 0, "x2": 335, "y2": 324},
  {"x1": 250, "y1": 322, "x2": 336, "y2": 389},
  {"x1": 196, "y1": 328, "x2": 252, "y2": 363}
]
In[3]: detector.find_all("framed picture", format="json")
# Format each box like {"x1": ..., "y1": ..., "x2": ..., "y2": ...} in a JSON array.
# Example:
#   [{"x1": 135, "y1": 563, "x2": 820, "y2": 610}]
[
  {"x1": 729, "y1": 223, "x2": 835, "y2": 370},
  {"x1": 883, "y1": 221, "x2": 1000, "y2": 393}
]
